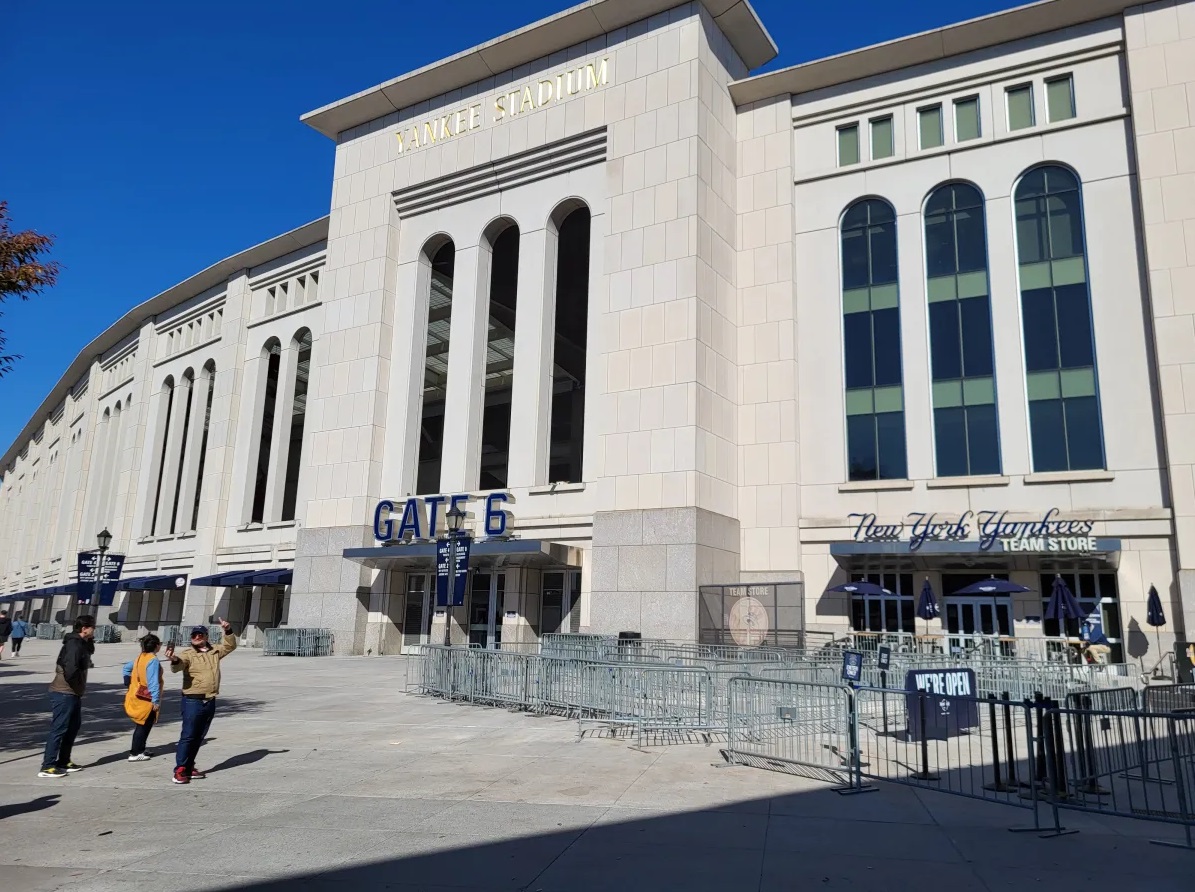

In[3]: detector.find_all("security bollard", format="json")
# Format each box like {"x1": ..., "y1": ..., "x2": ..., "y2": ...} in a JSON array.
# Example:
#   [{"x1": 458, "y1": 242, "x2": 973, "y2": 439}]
[{"x1": 985, "y1": 693, "x2": 1014, "y2": 792}]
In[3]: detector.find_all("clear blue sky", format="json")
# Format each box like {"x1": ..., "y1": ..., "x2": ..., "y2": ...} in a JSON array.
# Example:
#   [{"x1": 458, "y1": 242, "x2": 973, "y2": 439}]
[{"x1": 0, "y1": 0, "x2": 1024, "y2": 452}]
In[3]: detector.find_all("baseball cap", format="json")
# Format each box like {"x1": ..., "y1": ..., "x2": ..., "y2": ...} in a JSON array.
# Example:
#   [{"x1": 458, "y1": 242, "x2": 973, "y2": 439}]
[{"x1": 190, "y1": 625, "x2": 209, "y2": 637}]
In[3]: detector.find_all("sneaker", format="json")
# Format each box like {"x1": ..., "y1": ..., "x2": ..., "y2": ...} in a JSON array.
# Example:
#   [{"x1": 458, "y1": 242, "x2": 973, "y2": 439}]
[
  {"x1": 188, "y1": 768, "x2": 206, "y2": 779},
  {"x1": 62, "y1": 763, "x2": 83, "y2": 773},
  {"x1": 128, "y1": 753, "x2": 152, "y2": 762},
  {"x1": 172, "y1": 767, "x2": 190, "y2": 785},
  {"x1": 38, "y1": 767, "x2": 67, "y2": 778}
]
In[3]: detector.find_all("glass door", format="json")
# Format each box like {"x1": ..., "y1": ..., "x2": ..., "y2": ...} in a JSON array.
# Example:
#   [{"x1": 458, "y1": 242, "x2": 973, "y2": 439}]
[
  {"x1": 944, "y1": 597, "x2": 1012, "y2": 654},
  {"x1": 401, "y1": 574, "x2": 431, "y2": 654},
  {"x1": 468, "y1": 572, "x2": 504, "y2": 649}
]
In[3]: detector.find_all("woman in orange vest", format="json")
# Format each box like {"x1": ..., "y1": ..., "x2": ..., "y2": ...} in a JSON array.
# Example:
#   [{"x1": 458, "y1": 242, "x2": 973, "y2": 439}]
[{"x1": 122, "y1": 634, "x2": 163, "y2": 761}]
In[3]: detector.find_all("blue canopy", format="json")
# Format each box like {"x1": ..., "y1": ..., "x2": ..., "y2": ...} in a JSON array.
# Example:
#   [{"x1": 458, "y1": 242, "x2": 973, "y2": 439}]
[
  {"x1": 952, "y1": 576, "x2": 1031, "y2": 595},
  {"x1": 118, "y1": 575, "x2": 187, "y2": 591},
  {"x1": 192, "y1": 568, "x2": 292, "y2": 587},
  {"x1": 1045, "y1": 575, "x2": 1084, "y2": 622},
  {"x1": 916, "y1": 578, "x2": 939, "y2": 621},
  {"x1": 827, "y1": 581, "x2": 892, "y2": 596}
]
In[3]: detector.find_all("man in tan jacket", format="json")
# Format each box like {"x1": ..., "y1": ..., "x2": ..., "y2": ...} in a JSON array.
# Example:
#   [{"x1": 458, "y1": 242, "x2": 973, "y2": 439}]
[{"x1": 165, "y1": 617, "x2": 236, "y2": 785}]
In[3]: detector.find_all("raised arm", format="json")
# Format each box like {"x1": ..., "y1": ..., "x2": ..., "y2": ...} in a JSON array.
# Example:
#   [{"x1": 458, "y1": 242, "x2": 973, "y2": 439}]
[{"x1": 214, "y1": 618, "x2": 237, "y2": 658}]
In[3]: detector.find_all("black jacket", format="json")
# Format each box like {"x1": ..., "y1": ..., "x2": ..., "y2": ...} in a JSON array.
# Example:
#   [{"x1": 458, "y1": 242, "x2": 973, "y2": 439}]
[
  {"x1": 0, "y1": 617, "x2": 11, "y2": 639},
  {"x1": 50, "y1": 633, "x2": 94, "y2": 696}
]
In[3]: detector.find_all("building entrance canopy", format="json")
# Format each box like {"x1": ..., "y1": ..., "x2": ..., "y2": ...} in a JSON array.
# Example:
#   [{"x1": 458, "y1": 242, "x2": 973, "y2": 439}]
[
  {"x1": 343, "y1": 538, "x2": 582, "y2": 571},
  {"x1": 191, "y1": 568, "x2": 294, "y2": 587}
]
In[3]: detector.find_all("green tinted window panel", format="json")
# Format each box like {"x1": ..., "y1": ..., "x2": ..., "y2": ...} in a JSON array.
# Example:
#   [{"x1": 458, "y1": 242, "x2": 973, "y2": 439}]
[
  {"x1": 1047, "y1": 77, "x2": 1076, "y2": 122},
  {"x1": 843, "y1": 288, "x2": 871, "y2": 314},
  {"x1": 957, "y1": 270, "x2": 989, "y2": 299},
  {"x1": 920, "y1": 106, "x2": 944, "y2": 149},
  {"x1": 1052, "y1": 256, "x2": 1086, "y2": 286},
  {"x1": 956, "y1": 97, "x2": 981, "y2": 141},
  {"x1": 1027, "y1": 371, "x2": 1061, "y2": 401},
  {"x1": 927, "y1": 277, "x2": 957, "y2": 303},
  {"x1": 869, "y1": 283, "x2": 899, "y2": 310},
  {"x1": 846, "y1": 389, "x2": 874, "y2": 416},
  {"x1": 963, "y1": 377, "x2": 996, "y2": 406},
  {"x1": 871, "y1": 117, "x2": 894, "y2": 159},
  {"x1": 1007, "y1": 86, "x2": 1035, "y2": 131},
  {"x1": 873, "y1": 386, "x2": 904, "y2": 413},
  {"x1": 933, "y1": 380, "x2": 963, "y2": 408},
  {"x1": 1019, "y1": 261, "x2": 1052, "y2": 290},
  {"x1": 1060, "y1": 367, "x2": 1096, "y2": 398},
  {"x1": 839, "y1": 126, "x2": 860, "y2": 166}
]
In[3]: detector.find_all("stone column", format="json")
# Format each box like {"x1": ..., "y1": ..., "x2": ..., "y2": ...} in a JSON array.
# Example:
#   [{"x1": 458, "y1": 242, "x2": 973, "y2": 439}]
[
  {"x1": 174, "y1": 371, "x2": 212, "y2": 533},
  {"x1": 263, "y1": 342, "x2": 299, "y2": 522},
  {"x1": 507, "y1": 227, "x2": 554, "y2": 487},
  {"x1": 153, "y1": 377, "x2": 192, "y2": 536},
  {"x1": 439, "y1": 245, "x2": 487, "y2": 493}
]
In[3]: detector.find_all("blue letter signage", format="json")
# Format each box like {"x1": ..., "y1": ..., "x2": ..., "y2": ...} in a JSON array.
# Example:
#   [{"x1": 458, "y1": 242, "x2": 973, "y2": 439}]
[{"x1": 373, "y1": 493, "x2": 514, "y2": 543}]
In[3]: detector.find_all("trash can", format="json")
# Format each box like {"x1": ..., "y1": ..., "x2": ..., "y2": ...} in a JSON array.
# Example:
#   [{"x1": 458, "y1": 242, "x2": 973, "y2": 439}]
[{"x1": 617, "y1": 631, "x2": 642, "y2": 641}]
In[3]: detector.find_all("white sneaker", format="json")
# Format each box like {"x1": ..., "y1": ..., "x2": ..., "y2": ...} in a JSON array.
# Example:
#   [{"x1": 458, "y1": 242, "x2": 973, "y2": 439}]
[{"x1": 128, "y1": 753, "x2": 152, "y2": 762}]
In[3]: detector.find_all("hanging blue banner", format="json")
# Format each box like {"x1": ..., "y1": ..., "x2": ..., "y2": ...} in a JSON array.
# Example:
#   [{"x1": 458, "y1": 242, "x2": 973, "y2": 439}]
[
  {"x1": 434, "y1": 536, "x2": 471, "y2": 608},
  {"x1": 76, "y1": 552, "x2": 125, "y2": 606}
]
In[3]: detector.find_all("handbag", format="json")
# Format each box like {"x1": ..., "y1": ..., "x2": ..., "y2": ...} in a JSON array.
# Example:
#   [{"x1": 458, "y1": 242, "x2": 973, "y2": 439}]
[{"x1": 133, "y1": 654, "x2": 153, "y2": 702}]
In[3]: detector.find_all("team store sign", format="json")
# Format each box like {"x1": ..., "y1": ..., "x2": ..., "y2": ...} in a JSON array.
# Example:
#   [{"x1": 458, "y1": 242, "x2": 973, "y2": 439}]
[{"x1": 849, "y1": 508, "x2": 1098, "y2": 553}]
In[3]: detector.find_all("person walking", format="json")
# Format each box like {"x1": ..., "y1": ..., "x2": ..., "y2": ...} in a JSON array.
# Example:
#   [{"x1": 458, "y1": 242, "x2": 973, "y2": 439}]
[
  {"x1": 165, "y1": 618, "x2": 236, "y2": 785},
  {"x1": 38, "y1": 614, "x2": 96, "y2": 778},
  {"x1": 122, "y1": 634, "x2": 164, "y2": 762},
  {"x1": 0, "y1": 610, "x2": 13, "y2": 660},
  {"x1": 10, "y1": 613, "x2": 30, "y2": 656}
]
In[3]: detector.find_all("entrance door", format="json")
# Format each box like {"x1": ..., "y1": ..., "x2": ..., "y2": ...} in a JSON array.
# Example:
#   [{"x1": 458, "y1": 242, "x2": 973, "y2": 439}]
[
  {"x1": 401, "y1": 574, "x2": 431, "y2": 654},
  {"x1": 467, "y1": 572, "x2": 504, "y2": 649},
  {"x1": 944, "y1": 597, "x2": 1012, "y2": 654}
]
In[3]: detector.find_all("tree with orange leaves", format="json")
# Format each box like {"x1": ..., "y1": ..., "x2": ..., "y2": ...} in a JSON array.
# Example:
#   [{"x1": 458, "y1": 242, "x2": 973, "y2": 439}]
[{"x1": 0, "y1": 201, "x2": 60, "y2": 376}]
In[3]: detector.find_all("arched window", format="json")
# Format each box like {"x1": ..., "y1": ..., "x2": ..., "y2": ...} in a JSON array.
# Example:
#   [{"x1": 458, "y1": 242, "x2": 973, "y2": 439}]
[
  {"x1": 480, "y1": 222, "x2": 519, "y2": 490},
  {"x1": 418, "y1": 240, "x2": 454, "y2": 494},
  {"x1": 1014, "y1": 165, "x2": 1103, "y2": 471},
  {"x1": 187, "y1": 362, "x2": 215, "y2": 531},
  {"x1": 841, "y1": 198, "x2": 906, "y2": 481},
  {"x1": 548, "y1": 203, "x2": 590, "y2": 484},
  {"x1": 925, "y1": 183, "x2": 1000, "y2": 477},
  {"x1": 281, "y1": 332, "x2": 311, "y2": 521},
  {"x1": 251, "y1": 340, "x2": 282, "y2": 523}
]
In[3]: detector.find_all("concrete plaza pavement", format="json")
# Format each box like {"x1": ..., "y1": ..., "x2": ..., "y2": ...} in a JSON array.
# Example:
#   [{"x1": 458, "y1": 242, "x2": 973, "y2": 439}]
[{"x1": 0, "y1": 638, "x2": 1192, "y2": 891}]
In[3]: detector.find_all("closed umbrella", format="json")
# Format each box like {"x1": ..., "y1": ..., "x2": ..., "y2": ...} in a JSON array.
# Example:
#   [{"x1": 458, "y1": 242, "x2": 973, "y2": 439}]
[
  {"x1": 916, "y1": 578, "x2": 939, "y2": 638},
  {"x1": 1146, "y1": 584, "x2": 1167, "y2": 657},
  {"x1": 1045, "y1": 575, "x2": 1084, "y2": 628}
]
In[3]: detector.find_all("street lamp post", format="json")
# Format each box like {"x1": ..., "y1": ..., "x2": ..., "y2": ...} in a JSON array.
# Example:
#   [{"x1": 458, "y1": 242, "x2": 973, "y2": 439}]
[
  {"x1": 444, "y1": 505, "x2": 466, "y2": 647},
  {"x1": 93, "y1": 528, "x2": 112, "y2": 610}
]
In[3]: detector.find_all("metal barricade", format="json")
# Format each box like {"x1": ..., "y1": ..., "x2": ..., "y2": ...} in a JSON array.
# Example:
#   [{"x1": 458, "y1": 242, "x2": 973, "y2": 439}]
[
  {"x1": 263, "y1": 628, "x2": 333, "y2": 656},
  {"x1": 577, "y1": 663, "x2": 714, "y2": 744},
  {"x1": 1142, "y1": 683, "x2": 1195, "y2": 714},
  {"x1": 469, "y1": 649, "x2": 532, "y2": 708},
  {"x1": 36, "y1": 624, "x2": 63, "y2": 640}
]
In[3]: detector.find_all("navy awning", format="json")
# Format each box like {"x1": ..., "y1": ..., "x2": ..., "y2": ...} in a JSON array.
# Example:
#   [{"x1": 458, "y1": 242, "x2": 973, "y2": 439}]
[
  {"x1": 191, "y1": 568, "x2": 292, "y2": 587},
  {"x1": 119, "y1": 574, "x2": 187, "y2": 591}
]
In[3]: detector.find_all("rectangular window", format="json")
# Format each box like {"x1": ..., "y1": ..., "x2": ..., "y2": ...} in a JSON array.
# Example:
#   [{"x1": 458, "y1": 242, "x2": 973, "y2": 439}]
[
  {"x1": 919, "y1": 105, "x2": 944, "y2": 149},
  {"x1": 870, "y1": 116, "x2": 894, "y2": 160},
  {"x1": 849, "y1": 573, "x2": 915, "y2": 634},
  {"x1": 838, "y1": 124, "x2": 860, "y2": 166},
  {"x1": 955, "y1": 96, "x2": 981, "y2": 142},
  {"x1": 1007, "y1": 85, "x2": 1035, "y2": 131},
  {"x1": 1047, "y1": 75, "x2": 1076, "y2": 122}
]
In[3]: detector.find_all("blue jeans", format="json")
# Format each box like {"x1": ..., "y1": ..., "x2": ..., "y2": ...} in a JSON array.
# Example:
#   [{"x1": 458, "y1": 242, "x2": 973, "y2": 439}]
[
  {"x1": 176, "y1": 696, "x2": 216, "y2": 771},
  {"x1": 42, "y1": 692, "x2": 82, "y2": 771}
]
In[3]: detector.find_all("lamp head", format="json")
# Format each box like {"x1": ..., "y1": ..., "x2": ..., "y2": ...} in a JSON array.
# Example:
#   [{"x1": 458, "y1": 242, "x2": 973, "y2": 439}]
[
  {"x1": 447, "y1": 504, "x2": 466, "y2": 534},
  {"x1": 96, "y1": 528, "x2": 113, "y2": 551}
]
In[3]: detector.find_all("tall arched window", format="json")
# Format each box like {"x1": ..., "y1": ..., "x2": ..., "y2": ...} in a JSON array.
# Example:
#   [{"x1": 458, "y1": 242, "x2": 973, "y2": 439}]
[
  {"x1": 1015, "y1": 165, "x2": 1104, "y2": 471},
  {"x1": 281, "y1": 332, "x2": 311, "y2": 521},
  {"x1": 189, "y1": 362, "x2": 215, "y2": 531},
  {"x1": 418, "y1": 240, "x2": 454, "y2": 494},
  {"x1": 480, "y1": 222, "x2": 519, "y2": 490},
  {"x1": 548, "y1": 203, "x2": 590, "y2": 484},
  {"x1": 925, "y1": 183, "x2": 1000, "y2": 477},
  {"x1": 251, "y1": 340, "x2": 282, "y2": 523},
  {"x1": 841, "y1": 198, "x2": 907, "y2": 481}
]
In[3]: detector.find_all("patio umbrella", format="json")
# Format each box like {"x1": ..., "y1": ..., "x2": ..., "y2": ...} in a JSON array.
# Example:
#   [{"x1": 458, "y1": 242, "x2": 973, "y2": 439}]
[
  {"x1": 916, "y1": 578, "x2": 939, "y2": 636},
  {"x1": 1044, "y1": 575, "x2": 1084, "y2": 626},
  {"x1": 1146, "y1": 584, "x2": 1167, "y2": 657},
  {"x1": 827, "y1": 581, "x2": 893, "y2": 596},
  {"x1": 952, "y1": 576, "x2": 1032, "y2": 595}
]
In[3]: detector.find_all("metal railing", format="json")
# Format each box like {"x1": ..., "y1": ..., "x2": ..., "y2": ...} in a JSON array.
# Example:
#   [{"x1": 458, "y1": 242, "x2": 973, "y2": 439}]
[{"x1": 263, "y1": 628, "x2": 333, "y2": 656}]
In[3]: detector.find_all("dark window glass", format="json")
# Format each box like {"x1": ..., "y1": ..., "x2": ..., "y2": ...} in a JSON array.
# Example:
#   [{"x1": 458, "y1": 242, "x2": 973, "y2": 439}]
[
  {"x1": 479, "y1": 225, "x2": 519, "y2": 490},
  {"x1": 841, "y1": 229, "x2": 870, "y2": 289},
  {"x1": 419, "y1": 242, "x2": 454, "y2": 494},
  {"x1": 1015, "y1": 197, "x2": 1048, "y2": 264},
  {"x1": 548, "y1": 208, "x2": 590, "y2": 484},
  {"x1": 1048, "y1": 191, "x2": 1083, "y2": 258},
  {"x1": 847, "y1": 414, "x2": 878, "y2": 481},
  {"x1": 876, "y1": 412, "x2": 908, "y2": 479},
  {"x1": 282, "y1": 333, "x2": 312, "y2": 522},
  {"x1": 1065, "y1": 397, "x2": 1103, "y2": 469},
  {"x1": 1029, "y1": 400, "x2": 1067, "y2": 472},
  {"x1": 251, "y1": 345, "x2": 281, "y2": 524},
  {"x1": 1055, "y1": 284, "x2": 1094, "y2": 368},
  {"x1": 925, "y1": 213, "x2": 955, "y2": 278},
  {"x1": 934, "y1": 407, "x2": 968, "y2": 477},
  {"x1": 960, "y1": 297, "x2": 994, "y2": 378},
  {"x1": 869, "y1": 221, "x2": 898, "y2": 284},
  {"x1": 871, "y1": 308, "x2": 902, "y2": 387},
  {"x1": 1021, "y1": 288, "x2": 1058, "y2": 372},
  {"x1": 954, "y1": 206, "x2": 987, "y2": 272},
  {"x1": 929, "y1": 302, "x2": 962, "y2": 381},
  {"x1": 966, "y1": 404, "x2": 1001, "y2": 475},
  {"x1": 843, "y1": 314, "x2": 873, "y2": 389}
]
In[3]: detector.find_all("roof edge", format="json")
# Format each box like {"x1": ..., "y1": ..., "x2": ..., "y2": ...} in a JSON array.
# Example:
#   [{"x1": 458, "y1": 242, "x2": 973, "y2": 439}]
[
  {"x1": 301, "y1": 0, "x2": 777, "y2": 140},
  {"x1": 0, "y1": 216, "x2": 330, "y2": 472},
  {"x1": 728, "y1": 0, "x2": 1134, "y2": 106}
]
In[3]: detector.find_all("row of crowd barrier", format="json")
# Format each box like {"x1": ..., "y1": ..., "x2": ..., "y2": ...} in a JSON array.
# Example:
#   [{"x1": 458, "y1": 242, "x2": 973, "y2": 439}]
[
  {"x1": 263, "y1": 627, "x2": 334, "y2": 656},
  {"x1": 27, "y1": 623, "x2": 123, "y2": 642},
  {"x1": 722, "y1": 677, "x2": 1195, "y2": 847},
  {"x1": 160, "y1": 625, "x2": 225, "y2": 647}
]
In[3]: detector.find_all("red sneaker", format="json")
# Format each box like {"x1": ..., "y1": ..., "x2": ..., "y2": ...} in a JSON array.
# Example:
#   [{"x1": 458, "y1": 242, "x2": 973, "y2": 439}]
[
  {"x1": 189, "y1": 768, "x2": 206, "y2": 779},
  {"x1": 172, "y1": 767, "x2": 190, "y2": 785}
]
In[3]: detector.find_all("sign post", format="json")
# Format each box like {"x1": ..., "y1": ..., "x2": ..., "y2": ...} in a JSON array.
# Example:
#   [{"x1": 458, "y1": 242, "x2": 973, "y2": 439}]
[{"x1": 877, "y1": 646, "x2": 892, "y2": 732}]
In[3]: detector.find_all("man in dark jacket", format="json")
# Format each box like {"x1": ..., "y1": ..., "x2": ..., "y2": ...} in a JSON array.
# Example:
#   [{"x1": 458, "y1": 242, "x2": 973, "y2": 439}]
[
  {"x1": 0, "y1": 610, "x2": 13, "y2": 660},
  {"x1": 39, "y1": 614, "x2": 96, "y2": 778}
]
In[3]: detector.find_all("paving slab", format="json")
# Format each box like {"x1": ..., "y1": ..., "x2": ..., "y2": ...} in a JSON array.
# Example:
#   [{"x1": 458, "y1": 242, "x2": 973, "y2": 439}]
[{"x1": 1, "y1": 641, "x2": 1192, "y2": 891}]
